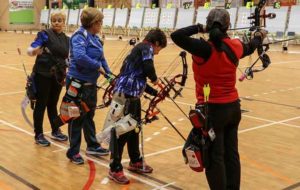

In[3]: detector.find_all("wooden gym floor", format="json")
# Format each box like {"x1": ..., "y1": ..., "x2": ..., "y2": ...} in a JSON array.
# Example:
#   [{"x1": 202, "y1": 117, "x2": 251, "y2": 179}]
[{"x1": 0, "y1": 31, "x2": 299, "y2": 190}]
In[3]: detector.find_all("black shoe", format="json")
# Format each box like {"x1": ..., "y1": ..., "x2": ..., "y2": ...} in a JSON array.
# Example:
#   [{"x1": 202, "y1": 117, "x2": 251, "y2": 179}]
[
  {"x1": 51, "y1": 128, "x2": 68, "y2": 141},
  {"x1": 68, "y1": 153, "x2": 84, "y2": 165},
  {"x1": 86, "y1": 146, "x2": 109, "y2": 156},
  {"x1": 35, "y1": 134, "x2": 50, "y2": 147}
]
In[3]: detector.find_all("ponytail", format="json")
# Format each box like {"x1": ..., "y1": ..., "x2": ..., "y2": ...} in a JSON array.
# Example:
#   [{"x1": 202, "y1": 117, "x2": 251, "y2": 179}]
[{"x1": 208, "y1": 23, "x2": 226, "y2": 49}]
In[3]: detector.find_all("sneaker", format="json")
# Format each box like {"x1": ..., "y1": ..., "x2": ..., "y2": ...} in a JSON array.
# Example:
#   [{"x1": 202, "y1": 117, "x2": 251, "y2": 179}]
[
  {"x1": 86, "y1": 146, "x2": 109, "y2": 156},
  {"x1": 128, "y1": 161, "x2": 153, "y2": 173},
  {"x1": 68, "y1": 153, "x2": 84, "y2": 165},
  {"x1": 51, "y1": 128, "x2": 68, "y2": 141},
  {"x1": 108, "y1": 170, "x2": 130, "y2": 184},
  {"x1": 35, "y1": 134, "x2": 50, "y2": 147}
]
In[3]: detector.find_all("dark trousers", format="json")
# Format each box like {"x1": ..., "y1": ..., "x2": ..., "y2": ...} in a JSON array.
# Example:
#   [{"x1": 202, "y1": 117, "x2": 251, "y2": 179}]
[
  {"x1": 33, "y1": 73, "x2": 62, "y2": 137},
  {"x1": 66, "y1": 79, "x2": 100, "y2": 157},
  {"x1": 110, "y1": 98, "x2": 142, "y2": 172},
  {"x1": 205, "y1": 100, "x2": 241, "y2": 190}
]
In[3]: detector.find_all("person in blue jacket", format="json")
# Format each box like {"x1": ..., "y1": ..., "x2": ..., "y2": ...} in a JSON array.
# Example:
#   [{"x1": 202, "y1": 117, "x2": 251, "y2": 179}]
[{"x1": 65, "y1": 7, "x2": 111, "y2": 164}]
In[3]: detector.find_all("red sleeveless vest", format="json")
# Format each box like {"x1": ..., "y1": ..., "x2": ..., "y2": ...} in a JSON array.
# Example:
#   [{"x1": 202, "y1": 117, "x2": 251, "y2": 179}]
[{"x1": 192, "y1": 38, "x2": 243, "y2": 104}]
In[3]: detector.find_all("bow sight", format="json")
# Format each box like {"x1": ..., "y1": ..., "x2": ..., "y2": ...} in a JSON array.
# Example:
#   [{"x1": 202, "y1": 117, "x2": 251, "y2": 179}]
[{"x1": 239, "y1": 0, "x2": 276, "y2": 81}]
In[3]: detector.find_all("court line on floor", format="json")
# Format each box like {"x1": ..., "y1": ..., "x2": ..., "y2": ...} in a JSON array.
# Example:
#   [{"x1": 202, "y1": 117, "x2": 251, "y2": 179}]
[
  {"x1": 122, "y1": 114, "x2": 300, "y2": 164},
  {"x1": 171, "y1": 100, "x2": 300, "y2": 128},
  {"x1": 0, "y1": 63, "x2": 27, "y2": 66},
  {"x1": 0, "y1": 65, "x2": 24, "y2": 72},
  {"x1": 37, "y1": 134, "x2": 183, "y2": 190},
  {"x1": 1, "y1": 57, "x2": 299, "y2": 73},
  {"x1": 0, "y1": 119, "x2": 175, "y2": 190},
  {"x1": 238, "y1": 116, "x2": 300, "y2": 133},
  {"x1": 121, "y1": 145, "x2": 183, "y2": 164},
  {"x1": 243, "y1": 114, "x2": 300, "y2": 129},
  {"x1": 151, "y1": 182, "x2": 176, "y2": 190},
  {"x1": 0, "y1": 165, "x2": 40, "y2": 190},
  {"x1": 0, "y1": 91, "x2": 24, "y2": 96},
  {"x1": 122, "y1": 115, "x2": 300, "y2": 163},
  {"x1": 240, "y1": 97, "x2": 300, "y2": 109},
  {"x1": 282, "y1": 181, "x2": 300, "y2": 190},
  {"x1": 1, "y1": 117, "x2": 298, "y2": 188}
]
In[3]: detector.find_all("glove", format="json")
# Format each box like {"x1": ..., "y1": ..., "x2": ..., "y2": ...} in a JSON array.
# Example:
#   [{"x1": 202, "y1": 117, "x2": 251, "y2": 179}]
[
  {"x1": 105, "y1": 73, "x2": 115, "y2": 84},
  {"x1": 197, "y1": 23, "x2": 206, "y2": 33},
  {"x1": 150, "y1": 89, "x2": 158, "y2": 96},
  {"x1": 146, "y1": 87, "x2": 158, "y2": 96}
]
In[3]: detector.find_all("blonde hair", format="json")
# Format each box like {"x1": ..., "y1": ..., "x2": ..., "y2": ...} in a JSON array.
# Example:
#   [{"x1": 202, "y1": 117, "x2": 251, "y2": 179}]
[
  {"x1": 50, "y1": 11, "x2": 66, "y2": 22},
  {"x1": 80, "y1": 7, "x2": 104, "y2": 29}
]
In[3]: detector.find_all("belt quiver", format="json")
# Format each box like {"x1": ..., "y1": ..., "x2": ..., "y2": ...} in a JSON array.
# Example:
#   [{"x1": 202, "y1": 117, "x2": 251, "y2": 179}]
[
  {"x1": 57, "y1": 78, "x2": 90, "y2": 124},
  {"x1": 183, "y1": 106, "x2": 215, "y2": 172}
]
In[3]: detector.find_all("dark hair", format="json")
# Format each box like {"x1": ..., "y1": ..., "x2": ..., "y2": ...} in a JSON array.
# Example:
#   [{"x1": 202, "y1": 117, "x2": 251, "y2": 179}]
[
  {"x1": 144, "y1": 28, "x2": 167, "y2": 48},
  {"x1": 209, "y1": 23, "x2": 227, "y2": 49},
  {"x1": 206, "y1": 8, "x2": 230, "y2": 32}
]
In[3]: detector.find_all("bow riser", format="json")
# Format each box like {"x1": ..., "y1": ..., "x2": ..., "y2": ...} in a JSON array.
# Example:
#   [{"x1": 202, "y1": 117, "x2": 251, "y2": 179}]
[
  {"x1": 240, "y1": 0, "x2": 275, "y2": 81},
  {"x1": 144, "y1": 51, "x2": 187, "y2": 121}
]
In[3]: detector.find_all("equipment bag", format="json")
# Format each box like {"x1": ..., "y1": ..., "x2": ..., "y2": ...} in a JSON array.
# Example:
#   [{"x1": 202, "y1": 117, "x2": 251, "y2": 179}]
[
  {"x1": 185, "y1": 144, "x2": 204, "y2": 172},
  {"x1": 182, "y1": 128, "x2": 204, "y2": 172}
]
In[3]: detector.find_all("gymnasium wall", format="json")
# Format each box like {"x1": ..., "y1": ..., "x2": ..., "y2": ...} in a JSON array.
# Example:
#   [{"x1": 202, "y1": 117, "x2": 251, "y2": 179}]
[
  {"x1": 0, "y1": 0, "x2": 132, "y2": 31},
  {"x1": 0, "y1": 0, "x2": 44, "y2": 31}
]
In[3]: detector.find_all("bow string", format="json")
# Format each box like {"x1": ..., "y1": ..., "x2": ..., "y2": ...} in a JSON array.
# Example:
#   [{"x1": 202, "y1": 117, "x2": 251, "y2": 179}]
[
  {"x1": 144, "y1": 51, "x2": 188, "y2": 122},
  {"x1": 96, "y1": 38, "x2": 137, "y2": 109}
]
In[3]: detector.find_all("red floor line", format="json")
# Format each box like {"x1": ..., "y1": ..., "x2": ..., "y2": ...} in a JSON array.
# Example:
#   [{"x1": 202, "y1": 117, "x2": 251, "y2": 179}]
[{"x1": 82, "y1": 160, "x2": 96, "y2": 190}]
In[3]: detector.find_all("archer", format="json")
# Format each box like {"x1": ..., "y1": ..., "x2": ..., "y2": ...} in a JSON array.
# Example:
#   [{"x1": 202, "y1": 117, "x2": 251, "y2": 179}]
[
  {"x1": 171, "y1": 8, "x2": 266, "y2": 190},
  {"x1": 97, "y1": 28, "x2": 167, "y2": 184}
]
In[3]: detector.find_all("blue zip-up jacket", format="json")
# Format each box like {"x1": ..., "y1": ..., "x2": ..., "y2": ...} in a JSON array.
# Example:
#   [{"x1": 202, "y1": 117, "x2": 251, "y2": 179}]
[{"x1": 67, "y1": 27, "x2": 111, "y2": 84}]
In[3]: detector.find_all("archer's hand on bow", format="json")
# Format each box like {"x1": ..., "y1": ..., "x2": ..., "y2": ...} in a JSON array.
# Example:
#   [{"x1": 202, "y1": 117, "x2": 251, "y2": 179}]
[
  {"x1": 253, "y1": 29, "x2": 268, "y2": 41},
  {"x1": 104, "y1": 73, "x2": 116, "y2": 84}
]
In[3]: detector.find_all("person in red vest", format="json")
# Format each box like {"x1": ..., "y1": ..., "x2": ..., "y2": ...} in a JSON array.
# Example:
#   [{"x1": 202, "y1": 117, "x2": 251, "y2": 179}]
[{"x1": 171, "y1": 8, "x2": 266, "y2": 190}]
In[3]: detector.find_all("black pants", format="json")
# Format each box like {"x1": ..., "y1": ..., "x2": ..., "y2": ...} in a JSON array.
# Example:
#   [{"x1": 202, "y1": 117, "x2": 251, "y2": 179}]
[
  {"x1": 33, "y1": 73, "x2": 62, "y2": 137},
  {"x1": 66, "y1": 78, "x2": 100, "y2": 157},
  {"x1": 204, "y1": 100, "x2": 241, "y2": 190},
  {"x1": 110, "y1": 97, "x2": 142, "y2": 172}
]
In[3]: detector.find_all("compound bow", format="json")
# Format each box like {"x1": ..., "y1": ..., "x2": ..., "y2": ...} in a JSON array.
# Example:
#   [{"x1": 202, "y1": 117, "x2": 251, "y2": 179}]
[
  {"x1": 239, "y1": 0, "x2": 275, "y2": 81},
  {"x1": 96, "y1": 74, "x2": 117, "y2": 109},
  {"x1": 96, "y1": 38, "x2": 137, "y2": 109},
  {"x1": 144, "y1": 51, "x2": 188, "y2": 122}
]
